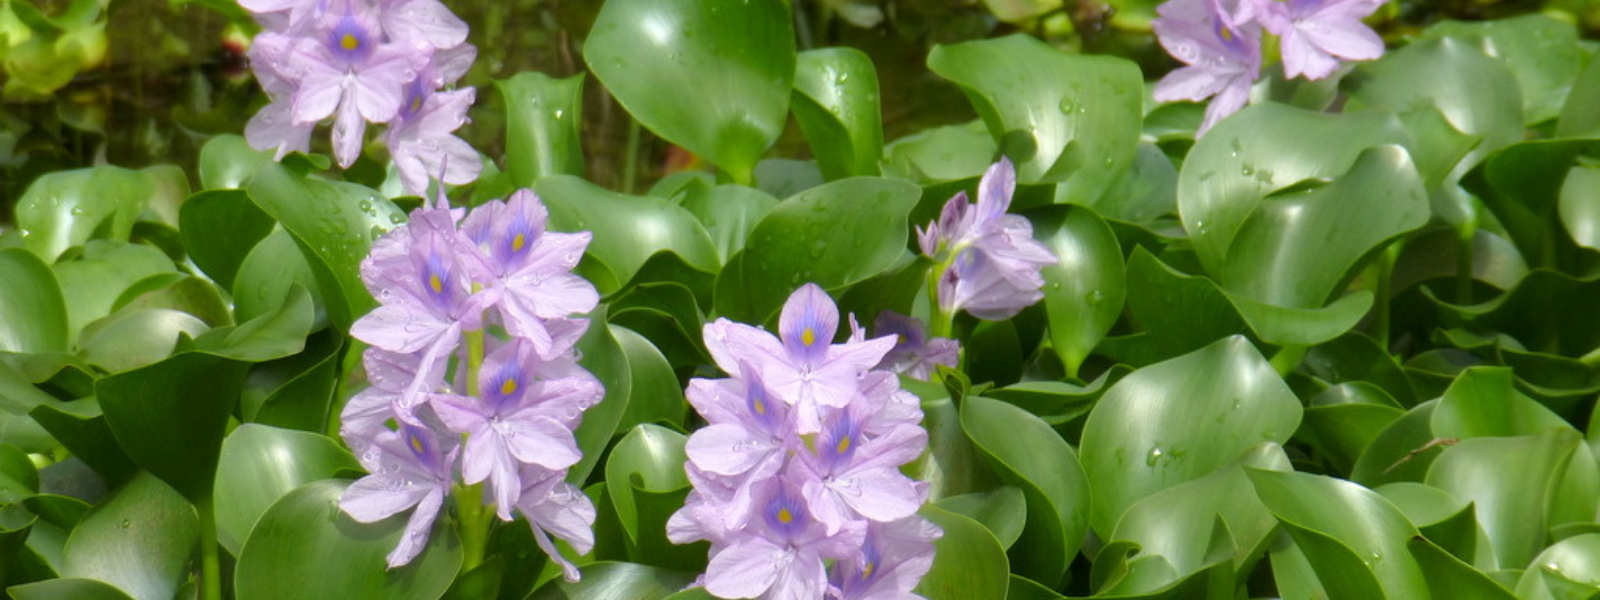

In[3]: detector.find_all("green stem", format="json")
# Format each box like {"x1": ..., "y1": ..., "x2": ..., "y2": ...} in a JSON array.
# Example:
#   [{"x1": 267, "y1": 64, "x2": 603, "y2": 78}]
[
  {"x1": 458, "y1": 327, "x2": 490, "y2": 573},
  {"x1": 926, "y1": 261, "x2": 952, "y2": 340},
  {"x1": 1374, "y1": 242, "x2": 1399, "y2": 350},
  {"x1": 1269, "y1": 344, "x2": 1308, "y2": 377},
  {"x1": 1454, "y1": 217, "x2": 1476, "y2": 305},
  {"x1": 197, "y1": 498, "x2": 222, "y2": 600},
  {"x1": 622, "y1": 117, "x2": 641, "y2": 195}
]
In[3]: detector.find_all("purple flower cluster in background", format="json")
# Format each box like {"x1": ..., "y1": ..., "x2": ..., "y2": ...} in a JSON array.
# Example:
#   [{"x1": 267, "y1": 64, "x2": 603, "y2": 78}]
[
  {"x1": 337, "y1": 188, "x2": 602, "y2": 575},
  {"x1": 669, "y1": 284, "x2": 942, "y2": 599},
  {"x1": 240, "y1": 0, "x2": 481, "y2": 194},
  {"x1": 1153, "y1": 0, "x2": 1384, "y2": 135},
  {"x1": 919, "y1": 157, "x2": 1057, "y2": 322}
]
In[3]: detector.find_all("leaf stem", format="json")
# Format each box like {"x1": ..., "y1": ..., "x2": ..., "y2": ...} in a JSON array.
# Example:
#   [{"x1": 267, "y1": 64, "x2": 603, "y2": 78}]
[
  {"x1": 1269, "y1": 344, "x2": 1307, "y2": 377},
  {"x1": 196, "y1": 497, "x2": 222, "y2": 600},
  {"x1": 1374, "y1": 242, "x2": 1400, "y2": 349},
  {"x1": 458, "y1": 327, "x2": 491, "y2": 573}
]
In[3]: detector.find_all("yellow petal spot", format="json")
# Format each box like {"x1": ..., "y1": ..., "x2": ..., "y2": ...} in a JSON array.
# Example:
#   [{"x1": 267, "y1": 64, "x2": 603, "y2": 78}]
[
  {"x1": 753, "y1": 397, "x2": 767, "y2": 415},
  {"x1": 777, "y1": 508, "x2": 794, "y2": 524},
  {"x1": 861, "y1": 561, "x2": 875, "y2": 579},
  {"x1": 802, "y1": 327, "x2": 815, "y2": 346},
  {"x1": 428, "y1": 274, "x2": 444, "y2": 294},
  {"x1": 896, "y1": 334, "x2": 906, "y2": 345},
  {"x1": 511, "y1": 233, "x2": 526, "y2": 252},
  {"x1": 409, "y1": 434, "x2": 425, "y2": 454},
  {"x1": 835, "y1": 435, "x2": 852, "y2": 455},
  {"x1": 501, "y1": 377, "x2": 518, "y2": 396},
  {"x1": 341, "y1": 33, "x2": 360, "y2": 51},
  {"x1": 1220, "y1": 27, "x2": 1233, "y2": 42},
  {"x1": 409, "y1": 94, "x2": 423, "y2": 113}
]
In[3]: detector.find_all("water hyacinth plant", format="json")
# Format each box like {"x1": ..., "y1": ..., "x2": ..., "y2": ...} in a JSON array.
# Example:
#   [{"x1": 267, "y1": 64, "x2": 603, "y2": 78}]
[{"x1": 4, "y1": 0, "x2": 1600, "y2": 598}]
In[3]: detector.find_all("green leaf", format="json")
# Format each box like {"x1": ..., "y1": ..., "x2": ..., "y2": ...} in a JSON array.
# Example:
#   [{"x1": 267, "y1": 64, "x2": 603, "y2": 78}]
[
  {"x1": 193, "y1": 284, "x2": 314, "y2": 363},
  {"x1": 908, "y1": 392, "x2": 1000, "y2": 501},
  {"x1": 232, "y1": 228, "x2": 325, "y2": 325},
  {"x1": 51, "y1": 241, "x2": 174, "y2": 344},
  {"x1": 730, "y1": 177, "x2": 919, "y2": 322},
  {"x1": 569, "y1": 306, "x2": 630, "y2": 484},
  {"x1": 528, "y1": 562, "x2": 697, "y2": 600},
  {"x1": 246, "y1": 161, "x2": 405, "y2": 331},
  {"x1": 13, "y1": 165, "x2": 159, "y2": 262},
  {"x1": 77, "y1": 308, "x2": 208, "y2": 373},
  {"x1": 1176, "y1": 103, "x2": 1409, "y2": 277},
  {"x1": 1428, "y1": 269, "x2": 1600, "y2": 358},
  {"x1": 234, "y1": 479, "x2": 461, "y2": 600},
  {"x1": 1559, "y1": 42, "x2": 1600, "y2": 137},
  {"x1": 7, "y1": 578, "x2": 137, "y2": 600},
  {"x1": 882, "y1": 120, "x2": 996, "y2": 183},
  {"x1": 112, "y1": 274, "x2": 231, "y2": 328},
  {"x1": 1350, "y1": 401, "x2": 1444, "y2": 487},
  {"x1": 0, "y1": 443, "x2": 38, "y2": 503},
  {"x1": 28, "y1": 401, "x2": 136, "y2": 488},
  {"x1": 927, "y1": 35, "x2": 1140, "y2": 186},
  {"x1": 0, "y1": 248, "x2": 68, "y2": 353},
  {"x1": 197, "y1": 134, "x2": 272, "y2": 190},
  {"x1": 497, "y1": 72, "x2": 585, "y2": 187},
  {"x1": 95, "y1": 352, "x2": 248, "y2": 503},
  {"x1": 60, "y1": 472, "x2": 198, "y2": 600},
  {"x1": 1559, "y1": 164, "x2": 1600, "y2": 252},
  {"x1": 582, "y1": 0, "x2": 795, "y2": 184},
  {"x1": 1459, "y1": 138, "x2": 1597, "y2": 268},
  {"x1": 792, "y1": 47, "x2": 883, "y2": 180},
  {"x1": 1097, "y1": 141, "x2": 1179, "y2": 224},
  {"x1": 933, "y1": 486, "x2": 1027, "y2": 551},
  {"x1": 603, "y1": 425, "x2": 703, "y2": 571},
  {"x1": 1514, "y1": 534, "x2": 1600, "y2": 600},
  {"x1": 611, "y1": 327, "x2": 685, "y2": 432},
  {"x1": 1431, "y1": 367, "x2": 1569, "y2": 439},
  {"x1": 1220, "y1": 145, "x2": 1427, "y2": 309},
  {"x1": 179, "y1": 190, "x2": 275, "y2": 291},
  {"x1": 1427, "y1": 428, "x2": 1581, "y2": 570},
  {"x1": 1420, "y1": 15, "x2": 1581, "y2": 126},
  {"x1": 248, "y1": 331, "x2": 343, "y2": 431},
  {"x1": 1080, "y1": 335, "x2": 1302, "y2": 538},
  {"x1": 928, "y1": 35, "x2": 1141, "y2": 201},
  {"x1": 1247, "y1": 468, "x2": 1428, "y2": 599},
  {"x1": 1117, "y1": 248, "x2": 1249, "y2": 363},
  {"x1": 916, "y1": 505, "x2": 1011, "y2": 600},
  {"x1": 213, "y1": 424, "x2": 360, "y2": 556},
  {"x1": 531, "y1": 175, "x2": 719, "y2": 295},
  {"x1": 1299, "y1": 402, "x2": 1406, "y2": 477},
  {"x1": 960, "y1": 396, "x2": 1088, "y2": 586},
  {"x1": 1027, "y1": 204, "x2": 1124, "y2": 377},
  {"x1": 676, "y1": 181, "x2": 779, "y2": 265}
]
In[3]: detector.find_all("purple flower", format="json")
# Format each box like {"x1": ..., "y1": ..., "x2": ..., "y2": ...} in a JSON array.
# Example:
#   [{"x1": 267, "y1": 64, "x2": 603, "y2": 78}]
[
  {"x1": 832, "y1": 517, "x2": 942, "y2": 600},
  {"x1": 380, "y1": 0, "x2": 471, "y2": 50},
  {"x1": 459, "y1": 189, "x2": 599, "y2": 359},
  {"x1": 702, "y1": 480, "x2": 866, "y2": 600},
  {"x1": 792, "y1": 391, "x2": 929, "y2": 535},
  {"x1": 919, "y1": 159, "x2": 1057, "y2": 321},
  {"x1": 387, "y1": 85, "x2": 480, "y2": 195},
  {"x1": 1151, "y1": 0, "x2": 1263, "y2": 135},
  {"x1": 872, "y1": 311, "x2": 958, "y2": 381},
  {"x1": 1255, "y1": 0, "x2": 1384, "y2": 80},
  {"x1": 516, "y1": 464, "x2": 598, "y2": 583},
  {"x1": 341, "y1": 422, "x2": 458, "y2": 568},
  {"x1": 430, "y1": 337, "x2": 601, "y2": 520},
  {"x1": 704, "y1": 284, "x2": 895, "y2": 434}
]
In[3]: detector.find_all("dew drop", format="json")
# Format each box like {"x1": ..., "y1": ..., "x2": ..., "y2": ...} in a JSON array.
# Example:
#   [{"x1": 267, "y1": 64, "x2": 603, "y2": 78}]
[
  {"x1": 121, "y1": 519, "x2": 132, "y2": 529},
  {"x1": 1145, "y1": 447, "x2": 1164, "y2": 466},
  {"x1": 1086, "y1": 290, "x2": 1105, "y2": 305}
]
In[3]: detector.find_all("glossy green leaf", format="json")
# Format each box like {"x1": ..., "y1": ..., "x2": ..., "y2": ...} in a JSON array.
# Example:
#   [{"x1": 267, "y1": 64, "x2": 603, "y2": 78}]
[
  {"x1": 531, "y1": 175, "x2": 718, "y2": 294},
  {"x1": 933, "y1": 486, "x2": 1026, "y2": 551},
  {"x1": 96, "y1": 352, "x2": 248, "y2": 503},
  {"x1": 0, "y1": 443, "x2": 37, "y2": 503},
  {"x1": 14, "y1": 165, "x2": 161, "y2": 262},
  {"x1": 1098, "y1": 141, "x2": 1179, "y2": 224},
  {"x1": 1559, "y1": 164, "x2": 1600, "y2": 251},
  {"x1": 1081, "y1": 335, "x2": 1302, "y2": 538},
  {"x1": 608, "y1": 282, "x2": 708, "y2": 368},
  {"x1": 676, "y1": 181, "x2": 779, "y2": 265},
  {"x1": 78, "y1": 308, "x2": 208, "y2": 373},
  {"x1": 1247, "y1": 468, "x2": 1428, "y2": 599},
  {"x1": 582, "y1": 0, "x2": 794, "y2": 184},
  {"x1": 1558, "y1": 43, "x2": 1600, "y2": 137},
  {"x1": 213, "y1": 424, "x2": 360, "y2": 556},
  {"x1": 1108, "y1": 444, "x2": 1289, "y2": 589},
  {"x1": 112, "y1": 274, "x2": 230, "y2": 328},
  {"x1": 882, "y1": 120, "x2": 996, "y2": 183},
  {"x1": 197, "y1": 134, "x2": 272, "y2": 190},
  {"x1": 249, "y1": 330, "x2": 343, "y2": 431},
  {"x1": 907, "y1": 391, "x2": 1000, "y2": 501},
  {"x1": 234, "y1": 479, "x2": 461, "y2": 600},
  {"x1": 28, "y1": 401, "x2": 135, "y2": 488},
  {"x1": 611, "y1": 327, "x2": 684, "y2": 431},
  {"x1": 1350, "y1": 401, "x2": 1443, "y2": 487},
  {"x1": 1221, "y1": 145, "x2": 1427, "y2": 308},
  {"x1": 1429, "y1": 269, "x2": 1600, "y2": 358},
  {"x1": 51, "y1": 241, "x2": 174, "y2": 344},
  {"x1": 928, "y1": 34, "x2": 1141, "y2": 200},
  {"x1": 1460, "y1": 139, "x2": 1596, "y2": 268},
  {"x1": 1376, "y1": 482, "x2": 1481, "y2": 562},
  {"x1": 232, "y1": 228, "x2": 324, "y2": 325},
  {"x1": 60, "y1": 472, "x2": 198, "y2": 600},
  {"x1": 731, "y1": 177, "x2": 918, "y2": 322},
  {"x1": 1302, "y1": 332, "x2": 1420, "y2": 406},
  {"x1": 569, "y1": 306, "x2": 630, "y2": 484},
  {"x1": 192, "y1": 284, "x2": 314, "y2": 363},
  {"x1": 528, "y1": 562, "x2": 697, "y2": 600},
  {"x1": 792, "y1": 47, "x2": 882, "y2": 180},
  {"x1": 960, "y1": 396, "x2": 1088, "y2": 586},
  {"x1": 915, "y1": 505, "x2": 1011, "y2": 600},
  {"x1": 1421, "y1": 15, "x2": 1581, "y2": 126},
  {"x1": 1515, "y1": 534, "x2": 1600, "y2": 600},
  {"x1": 0, "y1": 248, "x2": 68, "y2": 353},
  {"x1": 6, "y1": 577, "x2": 137, "y2": 600},
  {"x1": 602, "y1": 425, "x2": 703, "y2": 571},
  {"x1": 497, "y1": 71, "x2": 585, "y2": 187},
  {"x1": 1176, "y1": 103, "x2": 1409, "y2": 277},
  {"x1": 178, "y1": 189, "x2": 275, "y2": 291},
  {"x1": 1027, "y1": 204, "x2": 1124, "y2": 378},
  {"x1": 1431, "y1": 367, "x2": 1569, "y2": 439},
  {"x1": 1117, "y1": 248, "x2": 1249, "y2": 363},
  {"x1": 1427, "y1": 428, "x2": 1581, "y2": 569},
  {"x1": 1299, "y1": 402, "x2": 1405, "y2": 477},
  {"x1": 246, "y1": 161, "x2": 404, "y2": 331}
]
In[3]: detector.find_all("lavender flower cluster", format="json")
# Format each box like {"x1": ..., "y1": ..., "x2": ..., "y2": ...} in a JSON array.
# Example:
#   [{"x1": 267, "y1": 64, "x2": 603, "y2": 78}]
[
  {"x1": 668, "y1": 284, "x2": 942, "y2": 599},
  {"x1": 919, "y1": 158, "x2": 1058, "y2": 322},
  {"x1": 1152, "y1": 0, "x2": 1385, "y2": 134},
  {"x1": 240, "y1": 0, "x2": 480, "y2": 194},
  {"x1": 336, "y1": 188, "x2": 602, "y2": 576}
]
